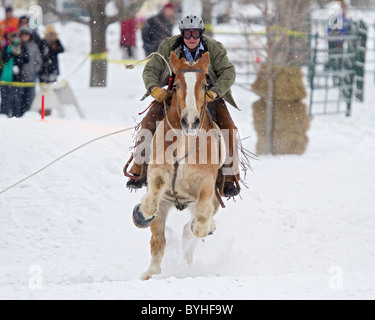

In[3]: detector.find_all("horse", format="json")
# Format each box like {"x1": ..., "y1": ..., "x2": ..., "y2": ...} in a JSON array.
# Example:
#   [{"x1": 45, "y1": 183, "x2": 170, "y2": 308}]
[{"x1": 132, "y1": 52, "x2": 226, "y2": 280}]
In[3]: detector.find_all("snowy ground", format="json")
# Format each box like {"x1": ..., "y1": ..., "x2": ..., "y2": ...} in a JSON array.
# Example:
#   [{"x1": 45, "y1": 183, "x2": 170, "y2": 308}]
[{"x1": 0, "y1": 21, "x2": 375, "y2": 300}]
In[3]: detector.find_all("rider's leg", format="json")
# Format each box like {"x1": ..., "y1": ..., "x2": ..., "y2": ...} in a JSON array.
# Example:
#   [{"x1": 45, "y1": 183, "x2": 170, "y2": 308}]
[
  {"x1": 126, "y1": 101, "x2": 165, "y2": 189},
  {"x1": 208, "y1": 99, "x2": 241, "y2": 197}
]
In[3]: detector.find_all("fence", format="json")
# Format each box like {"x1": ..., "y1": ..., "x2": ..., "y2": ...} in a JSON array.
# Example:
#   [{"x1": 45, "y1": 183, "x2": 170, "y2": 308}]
[
  {"x1": 215, "y1": 16, "x2": 369, "y2": 117},
  {"x1": 308, "y1": 20, "x2": 368, "y2": 117}
]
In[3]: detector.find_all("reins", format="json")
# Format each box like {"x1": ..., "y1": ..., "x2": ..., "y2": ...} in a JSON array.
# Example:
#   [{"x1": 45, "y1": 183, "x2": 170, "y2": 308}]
[
  {"x1": 162, "y1": 68, "x2": 225, "y2": 209},
  {"x1": 125, "y1": 55, "x2": 225, "y2": 208}
]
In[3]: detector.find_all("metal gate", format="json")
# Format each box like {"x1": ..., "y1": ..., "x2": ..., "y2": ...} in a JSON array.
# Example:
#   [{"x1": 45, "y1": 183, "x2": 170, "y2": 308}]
[{"x1": 308, "y1": 20, "x2": 368, "y2": 117}]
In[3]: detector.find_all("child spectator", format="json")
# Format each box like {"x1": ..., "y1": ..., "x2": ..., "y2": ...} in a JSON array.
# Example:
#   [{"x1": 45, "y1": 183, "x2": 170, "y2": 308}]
[
  {"x1": 0, "y1": 28, "x2": 29, "y2": 117},
  {"x1": 0, "y1": 6, "x2": 19, "y2": 49}
]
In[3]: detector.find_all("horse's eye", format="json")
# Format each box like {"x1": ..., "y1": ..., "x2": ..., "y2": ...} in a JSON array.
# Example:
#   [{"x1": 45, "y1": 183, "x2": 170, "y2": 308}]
[
  {"x1": 202, "y1": 84, "x2": 207, "y2": 91},
  {"x1": 175, "y1": 83, "x2": 180, "y2": 90}
]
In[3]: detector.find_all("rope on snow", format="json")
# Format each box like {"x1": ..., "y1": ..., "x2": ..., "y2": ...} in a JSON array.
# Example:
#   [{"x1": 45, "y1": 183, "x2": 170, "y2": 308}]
[{"x1": 0, "y1": 127, "x2": 135, "y2": 196}]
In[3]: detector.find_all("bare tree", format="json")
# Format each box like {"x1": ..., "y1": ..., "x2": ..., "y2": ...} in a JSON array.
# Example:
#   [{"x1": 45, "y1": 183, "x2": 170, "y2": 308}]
[
  {"x1": 236, "y1": 0, "x2": 313, "y2": 154},
  {"x1": 42, "y1": 0, "x2": 145, "y2": 87},
  {"x1": 202, "y1": 0, "x2": 214, "y2": 37}
]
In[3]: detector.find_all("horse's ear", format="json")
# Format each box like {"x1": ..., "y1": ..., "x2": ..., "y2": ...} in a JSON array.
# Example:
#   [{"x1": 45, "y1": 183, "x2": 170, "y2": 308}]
[
  {"x1": 197, "y1": 52, "x2": 210, "y2": 74},
  {"x1": 170, "y1": 52, "x2": 183, "y2": 73}
]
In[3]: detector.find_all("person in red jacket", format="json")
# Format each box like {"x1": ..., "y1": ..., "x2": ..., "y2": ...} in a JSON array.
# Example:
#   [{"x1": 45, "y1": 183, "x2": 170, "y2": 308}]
[
  {"x1": 0, "y1": 6, "x2": 19, "y2": 49},
  {"x1": 120, "y1": 17, "x2": 137, "y2": 59}
]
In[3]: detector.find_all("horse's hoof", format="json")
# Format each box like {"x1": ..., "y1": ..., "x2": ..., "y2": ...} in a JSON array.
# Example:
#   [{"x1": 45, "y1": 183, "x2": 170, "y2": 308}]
[
  {"x1": 191, "y1": 219, "x2": 216, "y2": 237},
  {"x1": 133, "y1": 204, "x2": 155, "y2": 229},
  {"x1": 208, "y1": 226, "x2": 216, "y2": 236}
]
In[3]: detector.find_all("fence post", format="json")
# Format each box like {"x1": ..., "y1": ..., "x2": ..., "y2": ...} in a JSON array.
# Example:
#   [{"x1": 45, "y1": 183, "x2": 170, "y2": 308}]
[
  {"x1": 355, "y1": 20, "x2": 367, "y2": 102},
  {"x1": 309, "y1": 33, "x2": 318, "y2": 118}
]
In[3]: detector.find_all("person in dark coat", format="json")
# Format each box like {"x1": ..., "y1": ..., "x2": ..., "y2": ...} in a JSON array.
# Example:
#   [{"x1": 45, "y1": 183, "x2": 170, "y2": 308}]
[
  {"x1": 39, "y1": 25, "x2": 64, "y2": 83},
  {"x1": 141, "y1": 3, "x2": 176, "y2": 57},
  {"x1": 0, "y1": 27, "x2": 29, "y2": 117},
  {"x1": 19, "y1": 15, "x2": 43, "y2": 50},
  {"x1": 326, "y1": 1, "x2": 351, "y2": 73},
  {"x1": 19, "y1": 26, "x2": 42, "y2": 116}
]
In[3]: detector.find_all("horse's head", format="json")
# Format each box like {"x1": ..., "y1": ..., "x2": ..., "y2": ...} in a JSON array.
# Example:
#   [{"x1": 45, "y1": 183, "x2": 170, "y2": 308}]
[{"x1": 170, "y1": 51, "x2": 210, "y2": 136}]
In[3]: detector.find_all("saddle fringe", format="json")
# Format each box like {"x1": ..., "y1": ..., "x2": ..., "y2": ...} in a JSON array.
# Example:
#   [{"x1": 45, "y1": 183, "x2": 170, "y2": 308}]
[{"x1": 125, "y1": 110, "x2": 258, "y2": 198}]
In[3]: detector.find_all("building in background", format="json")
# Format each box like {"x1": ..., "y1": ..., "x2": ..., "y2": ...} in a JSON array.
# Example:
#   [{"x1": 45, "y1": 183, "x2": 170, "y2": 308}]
[{"x1": 1, "y1": 0, "x2": 37, "y2": 9}]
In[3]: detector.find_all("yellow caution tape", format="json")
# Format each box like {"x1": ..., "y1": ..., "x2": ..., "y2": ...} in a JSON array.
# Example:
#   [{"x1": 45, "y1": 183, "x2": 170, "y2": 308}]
[
  {"x1": 0, "y1": 81, "x2": 36, "y2": 87},
  {"x1": 213, "y1": 27, "x2": 307, "y2": 39},
  {"x1": 89, "y1": 52, "x2": 147, "y2": 66},
  {"x1": 108, "y1": 58, "x2": 147, "y2": 65},
  {"x1": 270, "y1": 26, "x2": 307, "y2": 39},
  {"x1": 205, "y1": 24, "x2": 214, "y2": 32},
  {"x1": 90, "y1": 52, "x2": 108, "y2": 61}
]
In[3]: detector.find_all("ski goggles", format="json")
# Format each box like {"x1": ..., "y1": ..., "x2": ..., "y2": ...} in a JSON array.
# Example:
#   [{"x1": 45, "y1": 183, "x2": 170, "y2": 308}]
[{"x1": 182, "y1": 30, "x2": 203, "y2": 40}]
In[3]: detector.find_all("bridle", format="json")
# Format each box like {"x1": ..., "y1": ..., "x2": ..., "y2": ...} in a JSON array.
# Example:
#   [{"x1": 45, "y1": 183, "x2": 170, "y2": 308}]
[
  {"x1": 162, "y1": 68, "x2": 225, "y2": 209},
  {"x1": 164, "y1": 68, "x2": 211, "y2": 133}
]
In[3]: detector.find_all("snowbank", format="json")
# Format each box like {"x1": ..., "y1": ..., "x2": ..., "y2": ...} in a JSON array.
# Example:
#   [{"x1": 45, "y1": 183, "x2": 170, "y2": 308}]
[{"x1": 0, "y1": 20, "x2": 375, "y2": 300}]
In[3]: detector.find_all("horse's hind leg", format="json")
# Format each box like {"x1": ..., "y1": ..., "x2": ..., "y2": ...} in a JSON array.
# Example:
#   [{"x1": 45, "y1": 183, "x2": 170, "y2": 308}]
[
  {"x1": 141, "y1": 201, "x2": 171, "y2": 280},
  {"x1": 192, "y1": 175, "x2": 217, "y2": 239},
  {"x1": 183, "y1": 216, "x2": 199, "y2": 265}
]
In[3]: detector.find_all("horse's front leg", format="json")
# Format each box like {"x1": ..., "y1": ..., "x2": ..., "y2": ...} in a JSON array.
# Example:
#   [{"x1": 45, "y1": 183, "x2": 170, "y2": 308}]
[
  {"x1": 140, "y1": 166, "x2": 169, "y2": 221},
  {"x1": 142, "y1": 201, "x2": 171, "y2": 280},
  {"x1": 192, "y1": 175, "x2": 217, "y2": 238}
]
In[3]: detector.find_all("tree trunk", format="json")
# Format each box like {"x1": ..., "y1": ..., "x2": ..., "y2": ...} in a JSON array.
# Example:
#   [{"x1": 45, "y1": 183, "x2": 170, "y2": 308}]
[
  {"x1": 88, "y1": 3, "x2": 108, "y2": 88},
  {"x1": 264, "y1": 66, "x2": 275, "y2": 155},
  {"x1": 202, "y1": 0, "x2": 214, "y2": 37},
  {"x1": 38, "y1": 0, "x2": 55, "y2": 13}
]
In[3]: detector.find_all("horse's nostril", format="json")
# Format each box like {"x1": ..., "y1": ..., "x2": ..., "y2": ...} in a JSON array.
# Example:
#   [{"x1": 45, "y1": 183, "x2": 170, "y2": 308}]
[
  {"x1": 181, "y1": 117, "x2": 188, "y2": 128},
  {"x1": 193, "y1": 118, "x2": 200, "y2": 129}
]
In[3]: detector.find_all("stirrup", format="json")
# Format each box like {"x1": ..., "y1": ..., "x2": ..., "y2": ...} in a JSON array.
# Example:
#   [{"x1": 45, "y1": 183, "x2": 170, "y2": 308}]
[
  {"x1": 127, "y1": 176, "x2": 147, "y2": 190},
  {"x1": 223, "y1": 182, "x2": 239, "y2": 198},
  {"x1": 124, "y1": 154, "x2": 148, "y2": 189}
]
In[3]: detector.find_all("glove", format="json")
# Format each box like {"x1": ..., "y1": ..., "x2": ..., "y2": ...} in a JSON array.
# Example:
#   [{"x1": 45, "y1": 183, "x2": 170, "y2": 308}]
[
  {"x1": 206, "y1": 90, "x2": 218, "y2": 103},
  {"x1": 12, "y1": 65, "x2": 20, "y2": 75},
  {"x1": 11, "y1": 45, "x2": 22, "y2": 56},
  {"x1": 151, "y1": 87, "x2": 169, "y2": 103}
]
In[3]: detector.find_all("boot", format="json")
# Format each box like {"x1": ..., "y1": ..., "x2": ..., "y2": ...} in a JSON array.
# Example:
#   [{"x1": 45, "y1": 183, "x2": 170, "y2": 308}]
[
  {"x1": 223, "y1": 173, "x2": 240, "y2": 197},
  {"x1": 125, "y1": 101, "x2": 165, "y2": 190},
  {"x1": 126, "y1": 162, "x2": 148, "y2": 190},
  {"x1": 223, "y1": 182, "x2": 239, "y2": 197},
  {"x1": 127, "y1": 175, "x2": 147, "y2": 190}
]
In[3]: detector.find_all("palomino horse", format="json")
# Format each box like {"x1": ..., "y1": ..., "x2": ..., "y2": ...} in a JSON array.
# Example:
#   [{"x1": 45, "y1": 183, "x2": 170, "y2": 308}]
[{"x1": 133, "y1": 52, "x2": 226, "y2": 280}]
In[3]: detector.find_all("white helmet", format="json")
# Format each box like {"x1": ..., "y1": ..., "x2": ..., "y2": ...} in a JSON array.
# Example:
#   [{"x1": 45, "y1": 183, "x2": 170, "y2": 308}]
[{"x1": 179, "y1": 14, "x2": 205, "y2": 31}]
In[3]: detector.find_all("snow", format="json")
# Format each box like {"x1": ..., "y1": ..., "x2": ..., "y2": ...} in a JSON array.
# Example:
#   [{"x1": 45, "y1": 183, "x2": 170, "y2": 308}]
[{"x1": 1, "y1": 20, "x2": 375, "y2": 300}]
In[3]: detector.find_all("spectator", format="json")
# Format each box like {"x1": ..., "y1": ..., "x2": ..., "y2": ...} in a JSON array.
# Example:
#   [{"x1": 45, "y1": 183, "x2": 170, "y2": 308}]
[
  {"x1": 326, "y1": 1, "x2": 351, "y2": 73},
  {"x1": 141, "y1": 3, "x2": 176, "y2": 57},
  {"x1": 0, "y1": 28, "x2": 29, "y2": 118},
  {"x1": 39, "y1": 25, "x2": 64, "y2": 83},
  {"x1": 0, "y1": 6, "x2": 19, "y2": 49},
  {"x1": 120, "y1": 16, "x2": 137, "y2": 59},
  {"x1": 19, "y1": 26, "x2": 42, "y2": 116},
  {"x1": 19, "y1": 15, "x2": 43, "y2": 49}
]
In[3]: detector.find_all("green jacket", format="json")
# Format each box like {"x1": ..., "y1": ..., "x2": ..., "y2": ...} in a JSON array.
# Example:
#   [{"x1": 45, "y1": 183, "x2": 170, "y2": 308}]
[{"x1": 142, "y1": 34, "x2": 239, "y2": 109}]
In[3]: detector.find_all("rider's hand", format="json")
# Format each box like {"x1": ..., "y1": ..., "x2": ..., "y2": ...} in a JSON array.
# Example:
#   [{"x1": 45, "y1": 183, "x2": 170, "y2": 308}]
[
  {"x1": 206, "y1": 90, "x2": 218, "y2": 103},
  {"x1": 151, "y1": 87, "x2": 169, "y2": 103}
]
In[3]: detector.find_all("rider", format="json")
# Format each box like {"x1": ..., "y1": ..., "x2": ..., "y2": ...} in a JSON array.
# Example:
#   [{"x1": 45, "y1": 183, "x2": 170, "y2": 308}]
[{"x1": 126, "y1": 14, "x2": 240, "y2": 197}]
